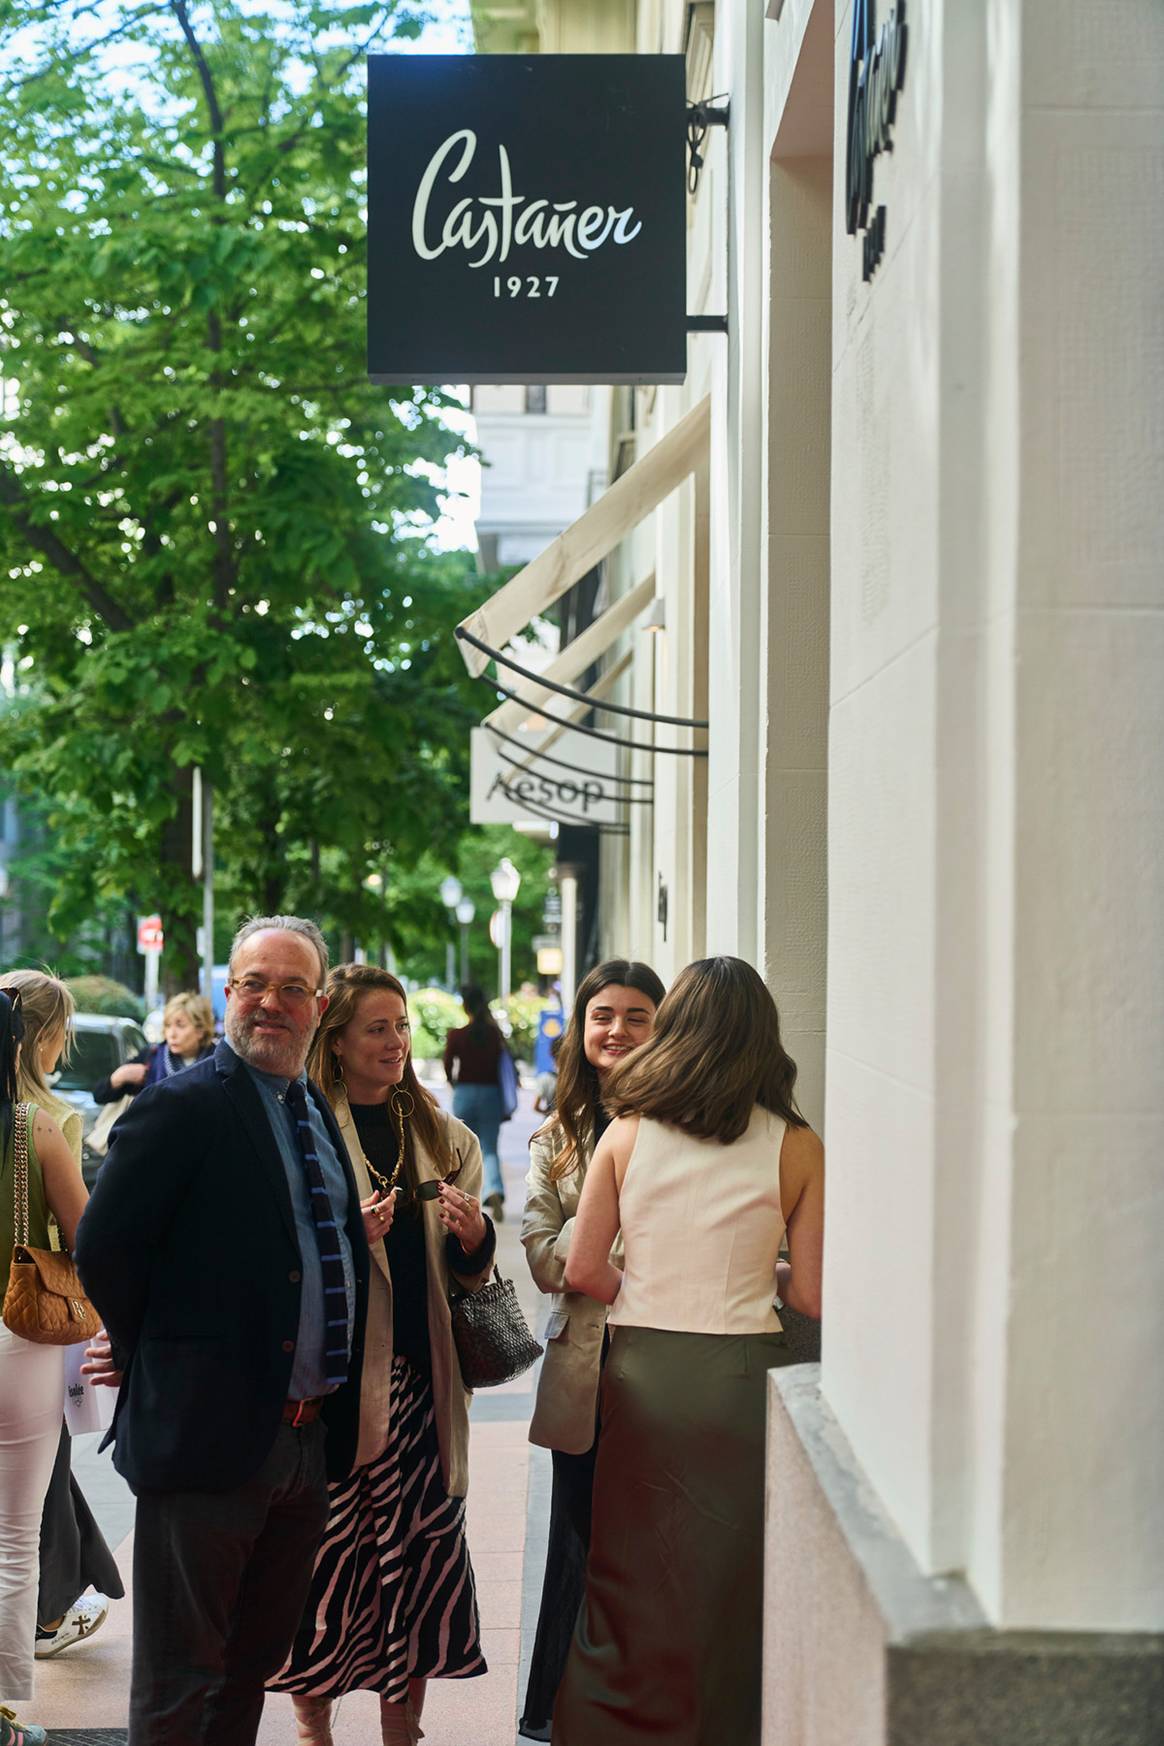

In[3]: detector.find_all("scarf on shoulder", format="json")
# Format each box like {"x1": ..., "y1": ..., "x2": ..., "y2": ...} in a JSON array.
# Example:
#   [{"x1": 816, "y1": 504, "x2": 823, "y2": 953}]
[{"x1": 146, "y1": 1042, "x2": 214, "y2": 1086}]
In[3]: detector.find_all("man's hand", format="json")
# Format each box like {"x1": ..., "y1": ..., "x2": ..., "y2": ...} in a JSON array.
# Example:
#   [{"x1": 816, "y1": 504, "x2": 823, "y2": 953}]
[{"x1": 80, "y1": 1331, "x2": 123, "y2": 1389}]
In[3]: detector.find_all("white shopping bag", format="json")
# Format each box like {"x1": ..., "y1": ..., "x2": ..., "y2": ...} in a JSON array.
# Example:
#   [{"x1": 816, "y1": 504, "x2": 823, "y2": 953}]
[{"x1": 63, "y1": 1341, "x2": 117, "y2": 1436}]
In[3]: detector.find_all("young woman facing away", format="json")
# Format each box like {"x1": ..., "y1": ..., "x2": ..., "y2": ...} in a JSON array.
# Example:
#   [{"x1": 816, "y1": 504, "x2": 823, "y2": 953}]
[
  {"x1": 443, "y1": 985, "x2": 507, "y2": 1221},
  {"x1": 554, "y1": 956, "x2": 824, "y2": 1746},
  {"x1": 0, "y1": 988, "x2": 90, "y2": 1746},
  {"x1": 517, "y1": 960, "x2": 664, "y2": 1743}
]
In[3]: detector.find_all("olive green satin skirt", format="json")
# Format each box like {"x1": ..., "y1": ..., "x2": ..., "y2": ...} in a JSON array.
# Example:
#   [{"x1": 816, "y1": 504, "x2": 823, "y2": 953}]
[{"x1": 552, "y1": 1324, "x2": 794, "y2": 1746}]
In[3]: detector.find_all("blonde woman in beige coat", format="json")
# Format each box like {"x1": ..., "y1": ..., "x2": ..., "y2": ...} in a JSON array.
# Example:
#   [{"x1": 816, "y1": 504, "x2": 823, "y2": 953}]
[
  {"x1": 518, "y1": 960, "x2": 664, "y2": 1742},
  {"x1": 269, "y1": 966, "x2": 496, "y2": 1746}
]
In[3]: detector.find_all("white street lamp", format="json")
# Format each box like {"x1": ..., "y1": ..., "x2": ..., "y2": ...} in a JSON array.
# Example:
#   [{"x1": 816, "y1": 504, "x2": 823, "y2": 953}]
[
  {"x1": 455, "y1": 897, "x2": 475, "y2": 987},
  {"x1": 489, "y1": 858, "x2": 522, "y2": 1000}
]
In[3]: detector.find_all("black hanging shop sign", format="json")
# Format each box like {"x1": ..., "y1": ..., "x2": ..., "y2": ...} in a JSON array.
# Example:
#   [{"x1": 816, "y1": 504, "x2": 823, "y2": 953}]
[{"x1": 366, "y1": 54, "x2": 688, "y2": 384}]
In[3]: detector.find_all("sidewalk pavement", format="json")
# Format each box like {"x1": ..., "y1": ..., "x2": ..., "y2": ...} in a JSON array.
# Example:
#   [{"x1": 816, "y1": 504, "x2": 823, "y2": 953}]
[{"x1": 39, "y1": 1084, "x2": 549, "y2": 1746}]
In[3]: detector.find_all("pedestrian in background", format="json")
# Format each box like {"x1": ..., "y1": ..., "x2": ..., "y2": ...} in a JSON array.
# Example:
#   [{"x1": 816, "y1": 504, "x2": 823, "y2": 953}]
[
  {"x1": 556, "y1": 956, "x2": 824, "y2": 1746},
  {"x1": 518, "y1": 960, "x2": 664, "y2": 1743},
  {"x1": 91, "y1": 990, "x2": 214, "y2": 1104},
  {"x1": 443, "y1": 984, "x2": 507, "y2": 1221},
  {"x1": 271, "y1": 963, "x2": 494, "y2": 1746},
  {"x1": 1, "y1": 970, "x2": 122, "y2": 1663},
  {"x1": 0, "y1": 986, "x2": 89, "y2": 1746},
  {"x1": 76, "y1": 917, "x2": 368, "y2": 1746}
]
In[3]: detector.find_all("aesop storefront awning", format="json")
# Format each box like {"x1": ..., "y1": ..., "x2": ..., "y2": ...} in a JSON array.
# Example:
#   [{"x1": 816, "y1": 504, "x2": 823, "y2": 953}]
[{"x1": 457, "y1": 393, "x2": 711, "y2": 826}]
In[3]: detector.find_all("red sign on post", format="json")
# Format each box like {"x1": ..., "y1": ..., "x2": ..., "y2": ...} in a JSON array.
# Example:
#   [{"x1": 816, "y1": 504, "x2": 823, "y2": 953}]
[{"x1": 137, "y1": 914, "x2": 164, "y2": 954}]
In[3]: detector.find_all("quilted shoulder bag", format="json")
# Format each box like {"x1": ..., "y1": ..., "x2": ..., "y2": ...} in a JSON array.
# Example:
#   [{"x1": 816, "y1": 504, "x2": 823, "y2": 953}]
[
  {"x1": 3, "y1": 1103, "x2": 102, "y2": 1346},
  {"x1": 450, "y1": 1268, "x2": 543, "y2": 1390}
]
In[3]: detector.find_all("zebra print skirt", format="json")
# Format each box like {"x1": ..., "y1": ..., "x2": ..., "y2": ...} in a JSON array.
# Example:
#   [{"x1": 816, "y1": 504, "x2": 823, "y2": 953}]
[{"x1": 269, "y1": 1355, "x2": 486, "y2": 1701}]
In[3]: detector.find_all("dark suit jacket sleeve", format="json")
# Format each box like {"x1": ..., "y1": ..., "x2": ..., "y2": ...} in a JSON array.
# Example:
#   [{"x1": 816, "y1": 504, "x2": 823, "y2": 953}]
[{"x1": 75, "y1": 1079, "x2": 204, "y2": 1359}]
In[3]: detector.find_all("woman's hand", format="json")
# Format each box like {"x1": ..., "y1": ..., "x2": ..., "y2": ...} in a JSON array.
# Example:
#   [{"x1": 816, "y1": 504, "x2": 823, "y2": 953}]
[
  {"x1": 437, "y1": 1182, "x2": 487, "y2": 1254},
  {"x1": 80, "y1": 1331, "x2": 123, "y2": 1389},
  {"x1": 360, "y1": 1188, "x2": 398, "y2": 1246},
  {"x1": 111, "y1": 1061, "x2": 148, "y2": 1091}
]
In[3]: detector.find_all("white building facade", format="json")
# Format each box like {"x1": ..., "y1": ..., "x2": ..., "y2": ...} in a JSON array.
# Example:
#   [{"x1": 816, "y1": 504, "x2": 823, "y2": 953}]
[
  {"x1": 467, "y1": 2, "x2": 1164, "y2": 1737},
  {"x1": 472, "y1": 384, "x2": 595, "y2": 573}
]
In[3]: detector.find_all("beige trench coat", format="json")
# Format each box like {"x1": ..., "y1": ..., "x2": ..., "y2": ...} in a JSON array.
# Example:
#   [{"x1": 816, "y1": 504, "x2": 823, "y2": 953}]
[
  {"x1": 521, "y1": 1129, "x2": 622, "y2": 1456},
  {"x1": 334, "y1": 1091, "x2": 493, "y2": 1496}
]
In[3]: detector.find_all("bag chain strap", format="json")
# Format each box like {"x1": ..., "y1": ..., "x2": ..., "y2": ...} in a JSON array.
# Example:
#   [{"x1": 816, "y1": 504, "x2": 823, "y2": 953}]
[{"x1": 13, "y1": 1101, "x2": 29, "y2": 1251}]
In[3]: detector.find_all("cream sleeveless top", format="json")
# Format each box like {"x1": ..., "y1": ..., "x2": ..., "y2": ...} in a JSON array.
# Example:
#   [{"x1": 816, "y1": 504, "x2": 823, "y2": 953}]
[{"x1": 608, "y1": 1107, "x2": 787, "y2": 1335}]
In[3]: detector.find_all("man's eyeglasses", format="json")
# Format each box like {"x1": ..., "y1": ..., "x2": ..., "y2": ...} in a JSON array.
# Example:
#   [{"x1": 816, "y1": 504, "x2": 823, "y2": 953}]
[{"x1": 230, "y1": 977, "x2": 321, "y2": 1007}]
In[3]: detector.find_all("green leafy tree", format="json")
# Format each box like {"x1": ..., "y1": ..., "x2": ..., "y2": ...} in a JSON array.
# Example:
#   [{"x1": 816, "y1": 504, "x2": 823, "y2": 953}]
[
  {"x1": 0, "y1": 1, "x2": 484, "y2": 988},
  {"x1": 376, "y1": 826, "x2": 555, "y2": 991}
]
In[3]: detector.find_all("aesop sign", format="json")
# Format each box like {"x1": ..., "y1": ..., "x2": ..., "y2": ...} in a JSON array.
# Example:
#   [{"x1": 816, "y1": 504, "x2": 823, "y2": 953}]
[
  {"x1": 470, "y1": 729, "x2": 624, "y2": 828},
  {"x1": 845, "y1": 0, "x2": 908, "y2": 282},
  {"x1": 367, "y1": 55, "x2": 687, "y2": 384}
]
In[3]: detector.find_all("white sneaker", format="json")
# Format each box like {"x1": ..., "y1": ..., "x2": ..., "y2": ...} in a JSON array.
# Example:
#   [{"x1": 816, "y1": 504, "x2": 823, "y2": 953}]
[{"x1": 34, "y1": 1593, "x2": 110, "y2": 1658}]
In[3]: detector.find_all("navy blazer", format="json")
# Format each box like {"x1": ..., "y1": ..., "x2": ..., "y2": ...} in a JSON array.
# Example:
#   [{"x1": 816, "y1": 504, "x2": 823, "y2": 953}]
[{"x1": 75, "y1": 1041, "x2": 369, "y2": 1494}]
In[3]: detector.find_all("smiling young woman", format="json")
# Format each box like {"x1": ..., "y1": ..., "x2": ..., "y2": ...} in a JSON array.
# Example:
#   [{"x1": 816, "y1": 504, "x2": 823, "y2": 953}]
[{"x1": 518, "y1": 958, "x2": 665, "y2": 1743}]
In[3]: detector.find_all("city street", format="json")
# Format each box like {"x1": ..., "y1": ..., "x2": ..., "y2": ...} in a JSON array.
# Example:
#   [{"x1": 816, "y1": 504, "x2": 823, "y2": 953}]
[{"x1": 38, "y1": 1084, "x2": 547, "y2": 1746}]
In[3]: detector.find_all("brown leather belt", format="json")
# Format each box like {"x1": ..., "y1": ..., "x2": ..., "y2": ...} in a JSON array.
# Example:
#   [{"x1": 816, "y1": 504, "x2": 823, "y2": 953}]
[{"x1": 282, "y1": 1397, "x2": 323, "y2": 1427}]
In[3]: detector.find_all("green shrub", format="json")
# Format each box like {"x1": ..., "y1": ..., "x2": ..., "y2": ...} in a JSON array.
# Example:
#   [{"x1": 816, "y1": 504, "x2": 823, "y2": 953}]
[
  {"x1": 493, "y1": 991, "x2": 546, "y2": 1063},
  {"x1": 406, "y1": 987, "x2": 547, "y2": 1063},
  {"x1": 64, "y1": 974, "x2": 145, "y2": 1021},
  {"x1": 408, "y1": 987, "x2": 464, "y2": 1060}
]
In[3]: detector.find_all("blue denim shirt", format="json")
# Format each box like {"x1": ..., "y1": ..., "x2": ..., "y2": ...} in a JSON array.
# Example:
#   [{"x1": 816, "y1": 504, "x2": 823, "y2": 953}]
[{"x1": 235, "y1": 1048, "x2": 356, "y2": 1399}]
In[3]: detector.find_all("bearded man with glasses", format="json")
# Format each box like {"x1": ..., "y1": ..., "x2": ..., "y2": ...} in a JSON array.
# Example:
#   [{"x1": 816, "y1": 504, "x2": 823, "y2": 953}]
[{"x1": 75, "y1": 915, "x2": 370, "y2": 1746}]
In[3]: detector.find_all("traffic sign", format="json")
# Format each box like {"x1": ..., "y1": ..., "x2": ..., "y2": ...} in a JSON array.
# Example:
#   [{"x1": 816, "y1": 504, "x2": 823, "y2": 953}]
[{"x1": 137, "y1": 914, "x2": 164, "y2": 955}]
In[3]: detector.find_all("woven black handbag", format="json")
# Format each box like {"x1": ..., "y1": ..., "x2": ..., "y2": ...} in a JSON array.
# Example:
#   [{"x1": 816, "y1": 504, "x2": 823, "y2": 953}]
[{"x1": 450, "y1": 1269, "x2": 543, "y2": 1389}]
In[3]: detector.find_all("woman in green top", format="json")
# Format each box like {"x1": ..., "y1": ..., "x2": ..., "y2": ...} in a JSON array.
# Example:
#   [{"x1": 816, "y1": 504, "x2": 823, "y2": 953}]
[
  {"x1": 0, "y1": 986, "x2": 89, "y2": 1746},
  {"x1": 2, "y1": 971, "x2": 124, "y2": 1663}
]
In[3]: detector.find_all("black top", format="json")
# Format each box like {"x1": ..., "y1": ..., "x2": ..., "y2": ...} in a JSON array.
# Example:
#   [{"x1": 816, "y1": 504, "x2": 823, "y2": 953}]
[
  {"x1": 350, "y1": 1100, "x2": 494, "y2": 1375},
  {"x1": 443, "y1": 1022, "x2": 504, "y2": 1086}
]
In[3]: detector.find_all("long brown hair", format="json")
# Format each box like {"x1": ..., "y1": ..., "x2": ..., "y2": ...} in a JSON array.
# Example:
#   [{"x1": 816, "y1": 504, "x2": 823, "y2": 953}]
[
  {"x1": 544, "y1": 959, "x2": 665, "y2": 1183},
  {"x1": 602, "y1": 956, "x2": 806, "y2": 1144},
  {"x1": 309, "y1": 964, "x2": 453, "y2": 1178}
]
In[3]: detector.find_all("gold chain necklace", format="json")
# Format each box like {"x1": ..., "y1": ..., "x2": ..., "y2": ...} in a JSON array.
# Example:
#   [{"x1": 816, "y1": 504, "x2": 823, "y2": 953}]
[{"x1": 364, "y1": 1089, "x2": 415, "y2": 1199}]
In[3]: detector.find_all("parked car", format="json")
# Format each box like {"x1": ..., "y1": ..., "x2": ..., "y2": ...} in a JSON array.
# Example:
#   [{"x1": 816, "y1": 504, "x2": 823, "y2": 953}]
[{"x1": 51, "y1": 1012, "x2": 149, "y2": 1187}]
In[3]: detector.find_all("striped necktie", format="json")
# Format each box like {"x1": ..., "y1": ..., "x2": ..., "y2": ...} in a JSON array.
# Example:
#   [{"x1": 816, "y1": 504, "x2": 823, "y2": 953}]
[{"x1": 284, "y1": 1080, "x2": 349, "y2": 1390}]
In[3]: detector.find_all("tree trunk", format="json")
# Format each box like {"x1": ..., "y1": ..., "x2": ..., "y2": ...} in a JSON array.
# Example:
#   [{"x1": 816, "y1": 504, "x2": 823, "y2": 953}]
[
  {"x1": 260, "y1": 868, "x2": 284, "y2": 916},
  {"x1": 158, "y1": 766, "x2": 201, "y2": 995}
]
